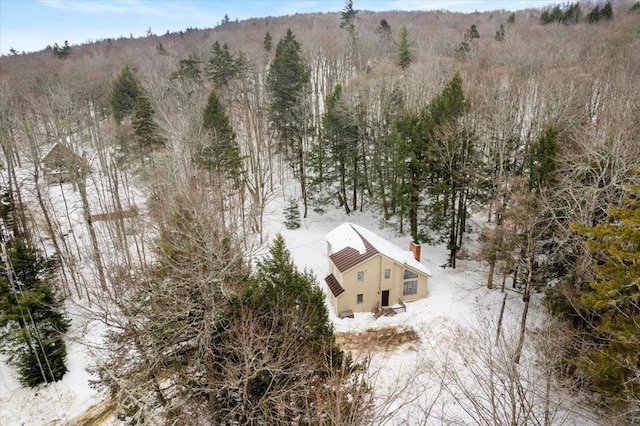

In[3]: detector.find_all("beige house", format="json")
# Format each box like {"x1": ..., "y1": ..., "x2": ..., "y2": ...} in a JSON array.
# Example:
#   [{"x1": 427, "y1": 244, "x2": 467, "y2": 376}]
[{"x1": 324, "y1": 223, "x2": 430, "y2": 317}]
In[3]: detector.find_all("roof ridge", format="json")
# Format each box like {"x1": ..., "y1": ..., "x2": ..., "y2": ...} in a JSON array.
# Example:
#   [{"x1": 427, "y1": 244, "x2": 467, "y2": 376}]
[{"x1": 350, "y1": 224, "x2": 379, "y2": 256}]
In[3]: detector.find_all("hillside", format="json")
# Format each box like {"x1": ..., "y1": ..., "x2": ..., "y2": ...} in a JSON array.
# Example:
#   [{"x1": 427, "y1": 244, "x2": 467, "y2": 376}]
[{"x1": 1, "y1": 2, "x2": 639, "y2": 424}]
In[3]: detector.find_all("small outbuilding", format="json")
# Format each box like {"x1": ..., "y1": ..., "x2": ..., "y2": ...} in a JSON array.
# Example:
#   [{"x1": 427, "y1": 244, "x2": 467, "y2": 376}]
[
  {"x1": 41, "y1": 142, "x2": 88, "y2": 185},
  {"x1": 324, "y1": 223, "x2": 430, "y2": 316}
]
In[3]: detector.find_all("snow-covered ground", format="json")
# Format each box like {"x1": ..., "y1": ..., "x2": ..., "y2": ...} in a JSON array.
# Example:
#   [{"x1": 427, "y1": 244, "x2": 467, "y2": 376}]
[{"x1": 0, "y1": 170, "x2": 600, "y2": 424}]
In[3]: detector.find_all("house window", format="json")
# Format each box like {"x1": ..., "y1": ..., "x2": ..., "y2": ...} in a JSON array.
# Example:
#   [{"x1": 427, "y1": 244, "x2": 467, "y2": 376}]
[
  {"x1": 403, "y1": 269, "x2": 418, "y2": 279},
  {"x1": 403, "y1": 280, "x2": 418, "y2": 296},
  {"x1": 357, "y1": 294, "x2": 363, "y2": 304},
  {"x1": 403, "y1": 269, "x2": 418, "y2": 296},
  {"x1": 384, "y1": 268, "x2": 391, "y2": 279},
  {"x1": 357, "y1": 271, "x2": 364, "y2": 281}
]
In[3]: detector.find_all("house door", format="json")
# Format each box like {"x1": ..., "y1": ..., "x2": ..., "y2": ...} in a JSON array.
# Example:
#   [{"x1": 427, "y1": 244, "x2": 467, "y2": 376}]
[{"x1": 381, "y1": 290, "x2": 390, "y2": 307}]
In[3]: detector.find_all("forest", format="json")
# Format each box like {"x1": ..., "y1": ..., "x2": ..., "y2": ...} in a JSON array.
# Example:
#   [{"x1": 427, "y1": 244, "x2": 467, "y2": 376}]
[{"x1": 1, "y1": 1, "x2": 639, "y2": 424}]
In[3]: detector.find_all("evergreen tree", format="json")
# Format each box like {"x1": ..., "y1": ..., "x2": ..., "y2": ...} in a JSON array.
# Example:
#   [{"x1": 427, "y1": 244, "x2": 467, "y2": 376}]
[
  {"x1": 340, "y1": 0, "x2": 358, "y2": 60},
  {"x1": 377, "y1": 19, "x2": 391, "y2": 39},
  {"x1": 263, "y1": 31, "x2": 272, "y2": 52},
  {"x1": 340, "y1": 0, "x2": 357, "y2": 31},
  {"x1": 563, "y1": 2, "x2": 582, "y2": 23},
  {"x1": 392, "y1": 71, "x2": 472, "y2": 262},
  {"x1": 156, "y1": 42, "x2": 167, "y2": 55},
  {"x1": 587, "y1": 5, "x2": 602, "y2": 23},
  {"x1": 213, "y1": 235, "x2": 359, "y2": 423},
  {"x1": 458, "y1": 25, "x2": 480, "y2": 58},
  {"x1": 601, "y1": 1, "x2": 614, "y2": 20},
  {"x1": 392, "y1": 112, "x2": 426, "y2": 240},
  {"x1": 267, "y1": 29, "x2": 312, "y2": 218},
  {"x1": 549, "y1": 5, "x2": 564, "y2": 22},
  {"x1": 571, "y1": 178, "x2": 640, "y2": 401},
  {"x1": 52, "y1": 40, "x2": 71, "y2": 59},
  {"x1": 467, "y1": 24, "x2": 480, "y2": 40},
  {"x1": 508, "y1": 12, "x2": 516, "y2": 23},
  {"x1": 132, "y1": 93, "x2": 164, "y2": 154},
  {"x1": 495, "y1": 23, "x2": 505, "y2": 41},
  {"x1": 246, "y1": 234, "x2": 342, "y2": 366},
  {"x1": 169, "y1": 55, "x2": 202, "y2": 81},
  {"x1": 197, "y1": 88, "x2": 242, "y2": 179},
  {"x1": 206, "y1": 41, "x2": 246, "y2": 89},
  {"x1": 426, "y1": 71, "x2": 473, "y2": 267},
  {"x1": 283, "y1": 199, "x2": 301, "y2": 229},
  {"x1": 631, "y1": 2, "x2": 640, "y2": 13},
  {"x1": 0, "y1": 237, "x2": 70, "y2": 387},
  {"x1": 376, "y1": 18, "x2": 393, "y2": 56},
  {"x1": 394, "y1": 26, "x2": 414, "y2": 70},
  {"x1": 312, "y1": 84, "x2": 360, "y2": 214},
  {"x1": 527, "y1": 121, "x2": 559, "y2": 192},
  {"x1": 109, "y1": 64, "x2": 142, "y2": 123}
]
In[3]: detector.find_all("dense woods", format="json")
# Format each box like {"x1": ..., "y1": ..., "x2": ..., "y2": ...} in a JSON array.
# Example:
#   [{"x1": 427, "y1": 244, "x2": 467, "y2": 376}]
[{"x1": 1, "y1": 1, "x2": 639, "y2": 423}]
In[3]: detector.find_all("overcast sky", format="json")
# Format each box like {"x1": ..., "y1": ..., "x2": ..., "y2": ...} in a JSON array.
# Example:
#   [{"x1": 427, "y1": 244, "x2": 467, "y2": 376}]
[{"x1": 0, "y1": 0, "x2": 550, "y2": 55}]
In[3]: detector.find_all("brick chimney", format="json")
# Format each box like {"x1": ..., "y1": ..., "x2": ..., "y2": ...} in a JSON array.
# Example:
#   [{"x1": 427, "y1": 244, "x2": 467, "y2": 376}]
[{"x1": 409, "y1": 240, "x2": 421, "y2": 262}]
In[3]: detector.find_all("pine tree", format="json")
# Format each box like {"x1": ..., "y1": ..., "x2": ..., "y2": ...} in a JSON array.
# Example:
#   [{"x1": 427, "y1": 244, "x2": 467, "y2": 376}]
[
  {"x1": 528, "y1": 121, "x2": 559, "y2": 192},
  {"x1": 377, "y1": 19, "x2": 391, "y2": 39},
  {"x1": 601, "y1": 1, "x2": 614, "y2": 20},
  {"x1": 156, "y1": 42, "x2": 167, "y2": 55},
  {"x1": 132, "y1": 93, "x2": 164, "y2": 155},
  {"x1": 394, "y1": 26, "x2": 414, "y2": 70},
  {"x1": 467, "y1": 24, "x2": 480, "y2": 39},
  {"x1": 267, "y1": 29, "x2": 312, "y2": 218},
  {"x1": 312, "y1": 83, "x2": 360, "y2": 214},
  {"x1": 427, "y1": 71, "x2": 474, "y2": 267},
  {"x1": 206, "y1": 41, "x2": 245, "y2": 89},
  {"x1": 563, "y1": 2, "x2": 582, "y2": 24},
  {"x1": 495, "y1": 23, "x2": 505, "y2": 41},
  {"x1": 52, "y1": 40, "x2": 71, "y2": 59},
  {"x1": 587, "y1": 5, "x2": 602, "y2": 23},
  {"x1": 263, "y1": 31, "x2": 272, "y2": 52},
  {"x1": 109, "y1": 64, "x2": 142, "y2": 123},
  {"x1": 283, "y1": 199, "x2": 301, "y2": 229},
  {"x1": 197, "y1": 88, "x2": 242, "y2": 179},
  {"x1": 376, "y1": 19, "x2": 393, "y2": 56},
  {"x1": 213, "y1": 235, "x2": 359, "y2": 423},
  {"x1": 571, "y1": 178, "x2": 640, "y2": 401},
  {"x1": 340, "y1": 0, "x2": 357, "y2": 31},
  {"x1": 0, "y1": 237, "x2": 70, "y2": 387},
  {"x1": 392, "y1": 71, "x2": 472, "y2": 263},
  {"x1": 340, "y1": 0, "x2": 358, "y2": 60},
  {"x1": 169, "y1": 55, "x2": 202, "y2": 81},
  {"x1": 246, "y1": 234, "x2": 342, "y2": 365}
]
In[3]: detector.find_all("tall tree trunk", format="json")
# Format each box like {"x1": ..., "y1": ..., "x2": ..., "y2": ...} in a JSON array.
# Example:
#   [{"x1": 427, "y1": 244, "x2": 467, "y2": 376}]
[
  {"x1": 340, "y1": 161, "x2": 350, "y2": 215},
  {"x1": 78, "y1": 175, "x2": 108, "y2": 292},
  {"x1": 513, "y1": 230, "x2": 534, "y2": 364},
  {"x1": 495, "y1": 293, "x2": 507, "y2": 345},
  {"x1": 448, "y1": 174, "x2": 457, "y2": 268},
  {"x1": 297, "y1": 137, "x2": 308, "y2": 218}
]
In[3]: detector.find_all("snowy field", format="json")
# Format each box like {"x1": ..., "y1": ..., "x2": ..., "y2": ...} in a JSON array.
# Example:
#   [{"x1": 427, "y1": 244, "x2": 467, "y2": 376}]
[{"x1": 0, "y1": 174, "x2": 601, "y2": 425}]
